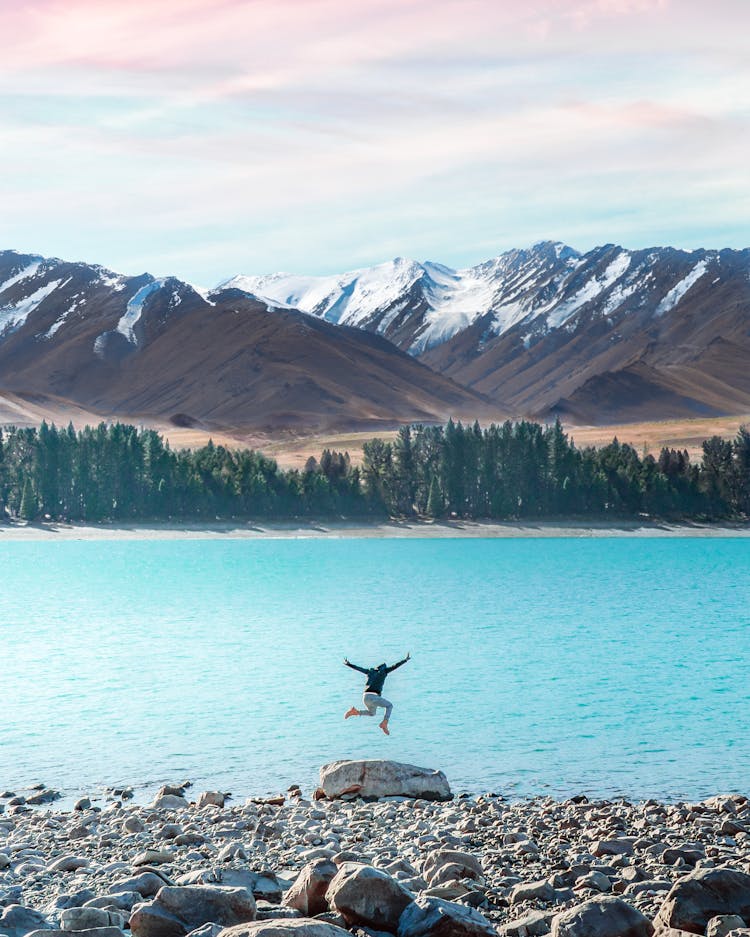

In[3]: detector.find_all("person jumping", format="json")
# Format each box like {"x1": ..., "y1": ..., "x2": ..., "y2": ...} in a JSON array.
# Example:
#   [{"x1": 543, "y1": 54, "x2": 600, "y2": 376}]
[{"x1": 343, "y1": 653, "x2": 411, "y2": 735}]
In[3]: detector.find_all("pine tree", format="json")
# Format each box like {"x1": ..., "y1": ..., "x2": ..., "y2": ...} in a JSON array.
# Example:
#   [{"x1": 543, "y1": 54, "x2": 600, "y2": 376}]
[
  {"x1": 426, "y1": 475, "x2": 444, "y2": 518},
  {"x1": 19, "y1": 478, "x2": 37, "y2": 521}
]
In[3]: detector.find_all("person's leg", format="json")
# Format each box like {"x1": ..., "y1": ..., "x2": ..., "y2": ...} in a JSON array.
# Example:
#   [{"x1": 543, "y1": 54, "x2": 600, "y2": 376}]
[
  {"x1": 346, "y1": 693, "x2": 378, "y2": 719},
  {"x1": 364, "y1": 694, "x2": 393, "y2": 734},
  {"x1": 379, "y1": 696, "x2": 393, "y2": 734}
]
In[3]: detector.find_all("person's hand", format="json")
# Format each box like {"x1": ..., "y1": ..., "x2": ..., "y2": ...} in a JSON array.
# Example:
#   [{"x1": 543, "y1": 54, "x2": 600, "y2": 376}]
[
  {"x1": 406, "y1": 652, "x2": 411, "y2": 661},
  {"x1": 344, "y1": 657, "x2": 349, "y2": 664}
]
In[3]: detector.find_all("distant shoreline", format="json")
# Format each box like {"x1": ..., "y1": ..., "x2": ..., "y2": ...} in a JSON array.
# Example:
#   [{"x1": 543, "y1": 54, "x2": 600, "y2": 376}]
[{"x1": 2, "y1": 517, "x2": 750, "y2": 540}]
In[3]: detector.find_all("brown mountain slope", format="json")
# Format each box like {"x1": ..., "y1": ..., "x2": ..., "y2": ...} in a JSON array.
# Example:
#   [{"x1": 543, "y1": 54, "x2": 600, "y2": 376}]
[
  {"x1": 420, "y1": 248, "x2": 750, "y2": 422},
  {"x1": 0, "y1": 256, "x2": 497, "y2": 432}
]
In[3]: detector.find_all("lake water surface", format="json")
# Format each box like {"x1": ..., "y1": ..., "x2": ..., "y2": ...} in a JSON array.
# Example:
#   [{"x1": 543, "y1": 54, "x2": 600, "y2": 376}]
[{"x1": 1, "y1": 537, "x2": 748, "y2": 802}]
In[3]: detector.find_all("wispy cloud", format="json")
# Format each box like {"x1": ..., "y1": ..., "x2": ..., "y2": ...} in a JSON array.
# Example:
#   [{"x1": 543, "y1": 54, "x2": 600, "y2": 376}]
[{"x1": 0, "y1": 0, "x2": 748, "y2": 281}]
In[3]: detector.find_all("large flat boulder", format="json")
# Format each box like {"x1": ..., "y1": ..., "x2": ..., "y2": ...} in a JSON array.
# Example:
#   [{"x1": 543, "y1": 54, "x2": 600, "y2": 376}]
[
  {"x1": 319, "y1": 761, "x2": 451, "y2": 801},
  {"x1": 655, "y1": 869, "x2": 750, "y2": 935}
]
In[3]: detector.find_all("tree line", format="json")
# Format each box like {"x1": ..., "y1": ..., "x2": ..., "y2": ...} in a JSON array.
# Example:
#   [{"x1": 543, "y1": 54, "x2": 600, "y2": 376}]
[{"x1": 1, "y1": 418, "x2": 749, "y2": 523}]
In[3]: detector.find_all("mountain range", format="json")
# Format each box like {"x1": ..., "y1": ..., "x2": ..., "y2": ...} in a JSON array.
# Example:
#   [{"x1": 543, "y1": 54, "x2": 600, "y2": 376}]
[{"x1": 1, "y1": 241, "x2": 749, "y2": 435}]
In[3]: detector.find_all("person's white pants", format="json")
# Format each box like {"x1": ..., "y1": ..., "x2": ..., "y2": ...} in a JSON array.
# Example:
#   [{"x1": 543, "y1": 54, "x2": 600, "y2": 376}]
[{"x1": 358, "y1": 691, "x2": 393, "y2": 721}]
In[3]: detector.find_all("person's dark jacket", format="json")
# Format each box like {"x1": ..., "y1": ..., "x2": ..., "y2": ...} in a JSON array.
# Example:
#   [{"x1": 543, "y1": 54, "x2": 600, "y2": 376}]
[{"x1": 344, "y1": 656, "x2": 409, "y2": 695}]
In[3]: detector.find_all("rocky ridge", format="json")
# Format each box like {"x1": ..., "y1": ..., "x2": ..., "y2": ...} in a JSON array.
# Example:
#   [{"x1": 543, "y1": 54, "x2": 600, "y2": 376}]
[
  {"x1": 1, "y1": 762, "x2": 750, "y2": 937},
  {"x1": 225, "y1": 243, "x2": 750, "y2": 422},
  {"x1": 3, "y1": 241, "x2": 750, "y2": 429},
  {"x1": 0, "y1": 251, "x2": 493, "y2": 434}
]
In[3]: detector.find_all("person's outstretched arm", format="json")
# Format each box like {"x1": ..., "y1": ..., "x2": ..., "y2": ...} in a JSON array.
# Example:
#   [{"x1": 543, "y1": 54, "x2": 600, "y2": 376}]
[
  {"x1": 344, "y1": 658, "x2": 368, "y2": 674},
  {"x1": 387, "y1": 652, "x2": 411, "y2": 673}
]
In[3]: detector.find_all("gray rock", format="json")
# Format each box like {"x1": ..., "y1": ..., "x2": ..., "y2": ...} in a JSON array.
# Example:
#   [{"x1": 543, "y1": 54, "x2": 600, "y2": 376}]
[
  {"x1": 707, "y1": 917, "x2": 747, "y2": 937},
  {"x1": 60, "y1": 909, "x2": 125, "y2": 931},
  {"x1": 551, "y1": 897, "x2": 653, "y2": 937},
  {"x1": 133, "y1": 851, "x2": 174, "y2": 868},
  {"x1": 319, "y1": 762, "x2": 451, "y2": 802},
  {"x1": 26, "y1": 790, "x2": 60, "y2": 806},
  {"x1": 421, "y1": 850, "x2": 483, "y2": 882},
  {"x1": 0, "y1": 856, "x2": 10, "y2": 871},
  {"x1": 128, "y1": 904, "x2": 184, "y2": 937},
  {"x1": 130, "y1": 886, "x2": 256, "y2": 937},
  {"x1": 185, "y1": 926, "x2": 223, "y2": 937},
  {"x1": 74, "y1": 799, "x2": 91, "y2": 812},
  {"x1": 27, "y1": 929, "x2": 124, "y2": 937},
  {"x1": 196, "y1": 794, "x2": 225, "y2": 810},
  {"x1": 48, "y1": 857, "x2": 89, "y2": 873},
  {"x1": 174, "y1": 870, "x2": 281, "y2": 905},
  {"x1": 624, "y1": 882, "x2": 671, "y2": 898},
  {"x1": 85, "y1": 896, "x2": 142, "y2": 915},
  {"x1": 110, "y1": 873, "x2": 171, "y2": 899},
  {"x1": 226, "y1": 874, "x2": 280, "y2": 907},
  {"x1": 0, "y1": 906, "x2": 51, "y2": 937},
  {"x1": 655, "y1": 868, "x2": 750, "y2": 935},
  {"x1": 576, "y1": 873, "x2": 612, "y2": 894},
  {"x1": 157, "y1": 787, "x2": 186, "y2": 798},
  {"x1": 327, "y1": 863, "x2": 413, "y2": 931},
  {"x1": 123, "y1": 818, "x2": 145, "y2": 834},
  {"x1": 397, "y1": 896, "x2": 496, "y2": 936},
  {"x1": 511, "y1": 880, "x2": 555, "y2": 905},
  {"x1": 593, "y1": 842, "x2": 634, "y2": 859},
  {"x1": 282, "y1": 860, "x2": 338, "y2": 916},
  {"x1": 51, "y1": 893, "x2": 97, "y2": 912},
  {"x1": 254, "y1": 910, "x2": 302, "y2": 922},
  {"x1": 174, "y1": 834, "x2": 206, "y2": 848},
  {"x1": 663, "y1": 849, "x2": 705, "y2": 868},
  {"x1": 0, "y1": 887, "x2": 24, "y2": 907},
  {"x1": 217, "y1": 922, "x2": 350, "y2": 936},
  {"x1": 151, "y1": 797, "x2": 188, "y2": 811},
  {"x1": 499, "y1": 910, "x2": 557, "y2": 937}
]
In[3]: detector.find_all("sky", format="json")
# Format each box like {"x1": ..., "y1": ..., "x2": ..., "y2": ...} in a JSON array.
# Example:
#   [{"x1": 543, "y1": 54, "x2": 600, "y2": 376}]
[{"x1": 1, "y1": 0, "x2": 749, "y2": 284}]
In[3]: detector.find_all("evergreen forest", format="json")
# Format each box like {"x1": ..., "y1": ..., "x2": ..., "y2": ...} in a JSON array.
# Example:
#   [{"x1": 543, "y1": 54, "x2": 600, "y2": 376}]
[{"x1": 1, "y1": 419, "x2": 749, "y2": 523}]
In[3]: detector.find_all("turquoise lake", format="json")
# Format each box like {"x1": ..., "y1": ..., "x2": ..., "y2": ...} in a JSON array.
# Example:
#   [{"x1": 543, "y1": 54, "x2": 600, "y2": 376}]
[{"x1": 1, "y1": 537, "x2": 748, "y2": 802}]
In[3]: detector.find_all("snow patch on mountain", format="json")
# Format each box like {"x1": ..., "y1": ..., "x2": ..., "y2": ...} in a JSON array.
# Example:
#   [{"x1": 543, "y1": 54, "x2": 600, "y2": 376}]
[
  {"x1": 223, "y1": 258, "x2": 423, "y2": 326},
  {"x1": 116, "y1": 279, "x2": 164, "y2": 344},
  {"x1": 411, "y1": 263, "x2": 498, "y2": 352},
  {"x1": 656, "y1": 260, "x2": 708, "y2": 316},
  {"x1": 0, "y1": 261, "x2": 44, "y2": 295},
  {"x1": 0, "y1": 277, "x2": 69, "y2": 337},
  {"x1": 96, "y1": 270, "x2": 127, "y2": 291},
  {"x1": 546, "y1": 251, "x2": 632, "y2": 329},
  {"x1": 43, "y1": 293, "x2": 85, "y2": 340}
]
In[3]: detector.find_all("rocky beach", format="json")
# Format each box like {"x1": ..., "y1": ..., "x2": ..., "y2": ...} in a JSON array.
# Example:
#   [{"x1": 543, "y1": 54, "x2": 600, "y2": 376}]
[{"x1": 1, "y1": 761, "x2": 749, "y2": 937}]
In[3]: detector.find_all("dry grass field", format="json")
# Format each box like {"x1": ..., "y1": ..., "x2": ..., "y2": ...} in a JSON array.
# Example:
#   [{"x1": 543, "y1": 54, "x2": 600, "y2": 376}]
[
  {"x1": 251, "y1": 414, "x2": 750, "y2": 468},
  {"x1": 2, "y1": 390, "x2": 747, "y2": 467}
]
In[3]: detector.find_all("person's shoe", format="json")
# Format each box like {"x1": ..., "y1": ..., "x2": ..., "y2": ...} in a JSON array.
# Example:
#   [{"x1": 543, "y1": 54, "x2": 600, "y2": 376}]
[
  {"x1": 345, "y1": 707, "x2": 358, "y2": 719},
  {"x1": 379, "y1": 719, "x2": 390, "y2": 735}
]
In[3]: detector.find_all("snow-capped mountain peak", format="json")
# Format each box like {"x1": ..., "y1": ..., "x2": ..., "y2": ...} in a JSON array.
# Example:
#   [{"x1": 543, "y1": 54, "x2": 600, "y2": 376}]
[
  {"x1": 217, "y1": 241, "x2": 586, "y2": 353},
  {"x1": 218, "y1": 241, "x2": 737, "y2": 361}
]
